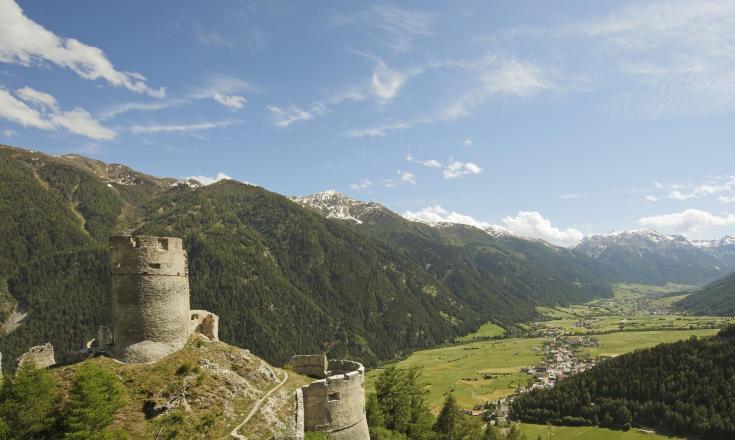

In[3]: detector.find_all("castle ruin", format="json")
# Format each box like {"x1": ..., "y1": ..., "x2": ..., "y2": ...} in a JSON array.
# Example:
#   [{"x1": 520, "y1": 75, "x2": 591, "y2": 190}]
[
  {"x1": 107, "y1": 235, "x2": 218, "y2": 363},
  {"x1": 291, "y1": 355, "x2": 370, "y2": 440}
]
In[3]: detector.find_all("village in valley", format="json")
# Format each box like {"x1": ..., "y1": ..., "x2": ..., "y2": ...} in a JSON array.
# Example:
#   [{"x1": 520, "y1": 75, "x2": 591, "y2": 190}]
[{"x1": 452, "y1": 283, "x2": 735, "y2": 427}]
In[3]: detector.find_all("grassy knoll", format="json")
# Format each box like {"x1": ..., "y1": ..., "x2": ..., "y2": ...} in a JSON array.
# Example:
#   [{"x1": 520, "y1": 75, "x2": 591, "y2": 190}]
[
  {"x1": 518, "y1": 423, "x2": 686, "y2": 440},
  {"x1": 367, "y1": 337, "x2": 544, "y2": 411},
  {"x1": 457, "y1": 322, "x2": 506, "y2": 341}
]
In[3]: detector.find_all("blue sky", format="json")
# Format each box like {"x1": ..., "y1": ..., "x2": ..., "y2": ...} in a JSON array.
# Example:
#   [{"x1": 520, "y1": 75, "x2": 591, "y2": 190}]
[{"x1": 1, "y1": 0, "x2": 734, "y2": 245}]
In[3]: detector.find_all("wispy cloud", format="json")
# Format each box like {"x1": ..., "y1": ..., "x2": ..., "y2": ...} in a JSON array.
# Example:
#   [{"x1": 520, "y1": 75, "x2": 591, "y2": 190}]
[
  {"x1": 397, "y1": 170, "x2": 416, "y2": 185},
  {"x1": 0, "y1": 86, "x2": 115, "y2": 140},
  {"x1": 331, "y1": 5, "x2": 432, "y2": 53},
  {"x1": 406, "y1": 153, "x2": 441, "y2": 168},
  {"x1": 350, "y1": 179, "x2": 373, "y2": 190},
  {"x1": 557, "y1": 193, "x2": 588, "y2": 200},
  {"x1": 0, "y1": 0, "x2": 165, "y2": 97},
  {"x1": 442, "y1": 57, "x2": 552, "y2": 120},
  {"x1": 267, "y1": 105, "x2": 321, "y2": 128},
  {"x1": 2, "y1": 128, "x2": 16, "y2": 137},
  {"x1": 129, "y1": 119, "x2": 239, "y2": 134},
  {"x1": 347, "y1": 122, "x2": 410, "y2": 138}
]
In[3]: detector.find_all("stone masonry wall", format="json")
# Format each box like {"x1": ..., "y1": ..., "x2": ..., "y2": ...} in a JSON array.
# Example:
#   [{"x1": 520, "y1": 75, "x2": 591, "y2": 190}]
[
  {"x1": 294, "y1": 355, "x2": 370, "y2": 440},
  {"x1": 110, "y1": 236, "x2": 191, "y2": 363}
]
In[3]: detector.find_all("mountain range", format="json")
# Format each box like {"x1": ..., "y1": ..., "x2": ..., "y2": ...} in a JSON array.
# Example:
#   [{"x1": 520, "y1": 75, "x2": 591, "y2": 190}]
[
  {"x1": 1, "y1": 144, "x2": 734, "y2": 371},
  {"x1": 0, "y1": 144, "x2": 610, "y2": 370}
]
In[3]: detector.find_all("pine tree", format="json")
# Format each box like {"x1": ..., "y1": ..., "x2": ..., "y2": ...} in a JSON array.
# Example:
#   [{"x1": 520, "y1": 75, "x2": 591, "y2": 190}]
[
  {"x1": 0, "y1": 362, "x2": 61, "y2": 438},
  {"x1": 63, "y1": 363, "x2": 126, "y2": 439},
  {"x1": 434, "y1": 394, "x2": 462, "y2": 439}
]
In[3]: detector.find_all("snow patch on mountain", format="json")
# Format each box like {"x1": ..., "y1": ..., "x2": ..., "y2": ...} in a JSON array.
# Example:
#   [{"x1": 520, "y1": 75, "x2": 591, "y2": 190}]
[{"x1": 289, "y1": 190, "x2": 383, "y2": 224}]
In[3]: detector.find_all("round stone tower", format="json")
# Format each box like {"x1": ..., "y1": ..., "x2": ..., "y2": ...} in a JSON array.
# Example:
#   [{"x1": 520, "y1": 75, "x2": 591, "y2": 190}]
[{"x1": 110, "y1": 236, "x2": 191, "y2": 363}]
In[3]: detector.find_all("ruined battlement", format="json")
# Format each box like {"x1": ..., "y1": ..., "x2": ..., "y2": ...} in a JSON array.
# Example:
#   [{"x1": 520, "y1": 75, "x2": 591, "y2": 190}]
[
  {"x1": 110, "y1": 236, "x2": 187, "y2": 276},
  {"x1": 110, "y1": 235, "x2": 191, "y2": 363},
  {"x1": 291, "y1": 355, "x2": 370, "y2": 440}
]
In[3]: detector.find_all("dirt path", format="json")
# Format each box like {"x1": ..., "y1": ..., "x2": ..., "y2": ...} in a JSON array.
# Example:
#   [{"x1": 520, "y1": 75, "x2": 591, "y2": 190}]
[{"x1": 230, "y1": 370, "x2": 289, "y2": 439}]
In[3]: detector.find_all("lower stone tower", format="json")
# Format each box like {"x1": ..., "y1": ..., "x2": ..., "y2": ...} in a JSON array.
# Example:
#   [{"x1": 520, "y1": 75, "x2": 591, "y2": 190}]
[
  {"x1": 110, "y1": 236, "x2": 191, "y2": 363},
  {"x1": 291, "y1": 355, "x2": 370, "y2": 440}
]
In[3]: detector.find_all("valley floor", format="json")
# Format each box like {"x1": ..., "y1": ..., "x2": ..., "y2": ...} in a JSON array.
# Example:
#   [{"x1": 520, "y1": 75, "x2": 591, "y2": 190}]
[{"x1": 366, "y1": 283, "x2": 732, "y2": 438}]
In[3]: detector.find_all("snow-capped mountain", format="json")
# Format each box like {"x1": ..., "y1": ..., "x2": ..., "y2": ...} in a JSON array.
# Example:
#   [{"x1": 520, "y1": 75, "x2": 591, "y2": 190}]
[
  {"x1": 288, "y1": 190, "x2": 384, "y2": 224},
  {"x1": 575, "y1": 229, "x2": 735, "y2": 285},
  {"x1": 292, "y1": 190, "x2": 521, "y2": 241}
]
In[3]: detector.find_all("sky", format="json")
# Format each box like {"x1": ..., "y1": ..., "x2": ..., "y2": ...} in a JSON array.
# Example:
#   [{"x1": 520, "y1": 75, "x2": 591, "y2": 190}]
[{"x1": 1, "y1": 0, "x2": 735, "y2": 246}]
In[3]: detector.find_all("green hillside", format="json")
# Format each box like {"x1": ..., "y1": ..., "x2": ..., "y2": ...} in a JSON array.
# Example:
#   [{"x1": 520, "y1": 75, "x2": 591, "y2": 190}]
[
  {"x1": 675, "y1": 271, "x2": 735, "y2": 315},
  {"x1": 511, "y1": 327, "x2": 735, "y2": 439},
  {"x1": 0, "y1": 144, "x2": 613, "y2": 370}
]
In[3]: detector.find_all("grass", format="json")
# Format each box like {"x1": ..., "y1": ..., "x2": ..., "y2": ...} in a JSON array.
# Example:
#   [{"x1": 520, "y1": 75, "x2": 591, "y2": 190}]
[
  {"x1": 518, "y1": 423, "x2": 686, "y2": 439},
  {"x1": 457, "y1": 322, "x2": 506, "y2": 341},
  {"x1": 579, "y1": 329, "x2": 719, "y2": 358},
  {"x1": 367, "y1": 328, "x2": 719, "y2": 412},
  {"x1": 367, "y1": 337, "x2": 544, "y2": 411}
]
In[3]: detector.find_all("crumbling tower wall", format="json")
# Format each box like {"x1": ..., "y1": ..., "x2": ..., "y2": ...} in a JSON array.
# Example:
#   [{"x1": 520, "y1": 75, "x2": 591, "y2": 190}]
[
  {"x1": 110, "y1": 236, "x2": 191, "y2": 363},
  {"x1": 291, "y1": 355, "x2": 370, "y2": 440}
]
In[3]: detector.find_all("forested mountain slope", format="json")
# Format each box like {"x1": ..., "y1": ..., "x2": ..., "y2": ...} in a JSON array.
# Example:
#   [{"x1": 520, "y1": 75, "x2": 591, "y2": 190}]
[
  {"x1": 511, "y1": 327, "x2": 735, "y2": 439},
  {"x1": 0, "y1": 144, "x2": 612, "y2": 370},
  {"x1": 675, "y1": 271, "x2": 735, "y2": 315}
]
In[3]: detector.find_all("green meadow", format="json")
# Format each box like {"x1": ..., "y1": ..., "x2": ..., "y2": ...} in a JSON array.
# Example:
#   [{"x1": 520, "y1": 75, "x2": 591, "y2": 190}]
[{"x1": 518, "y1": 423, "x2": 686, "y2": 440}]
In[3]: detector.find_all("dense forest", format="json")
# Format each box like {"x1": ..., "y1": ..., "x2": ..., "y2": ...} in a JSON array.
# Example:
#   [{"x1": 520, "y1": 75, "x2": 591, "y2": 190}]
[
  {"x1": 0, "y1": 144, "x2": 613, "y2": 370},
  {"x1": 676, "y1": 271, "x2": 735, "y2": 315},
  {"x1": 511, "y1": 326, "x2": 735, "y2": 439}
]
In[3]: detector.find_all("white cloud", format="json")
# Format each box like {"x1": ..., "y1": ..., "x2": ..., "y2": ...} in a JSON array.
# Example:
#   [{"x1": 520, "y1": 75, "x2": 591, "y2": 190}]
[
  {"x1": 0, "y1": 88, "x2": 53, "y2": 129},
  {"x1": 50, "y1": 108, "x2": 116, "y2": 140},
  {"x1": 350, "y1": 179, "x2": 373, "y2": 190},
  {"x1": 406, "y1": 153, "x2": 441, "y2": 168},
  {"x1": 397, "y1": 170, "x2": 416, "y2": 185},
  {"x1": 100, "y1": 99, "x2": 188, "y2": 120},
  {"x1": 402, "y1": 205, "x2": 492, "y2": 229},
  {"x1": 645, "y1": 195, "x2": 658, "y2": 202},
  {"x1": 347, "y1": 122, "x2": 410, "y2": 138},
  {"x1": 577, "y1": 1, "x2": 735, "y2": 119},
  {"x1": 442, "y1": 57, "x2": 551, "y2": 120},
  {"x1": 382, "y1": 178, "x2": 396, "y2": 188},
  {"x1": 331, "y1": 5, "x2": 432, "y2": 53},
  {"x1": 0, "y1": 0, "x2": 164, "y2": 97},
  {"x1": 663, "y1": 176, "x2": 735, "y2": 201},
  {"x1": 638, "y1": 208, "x2": 735, "y2": 235},
  {"x1": 371, "y1": 60, "x2": 408, "y2": 102},
  {"x1": 719, "y1": 195, "x2": 735, "y2": 204},
  {"x1": 557, "y1": 193, "x2": 588, "y2": 200},
  {"x1": 463, "y1": 137, "x2": 473, "y2": 146},
  {"x1": 267, "y1": 105, "x2": 320, "y2": 127},
  {"x1": 2, "y1": 128, "x2": 16, "y2": 137},
  {"x1": 502, "y1": 211, "x2": 584, "y2": 246},
  {"x1": 187, "y1": 172, "x2": 231, "y2": 186},
  {"x1": 442, "y1": 160, "x2": 482, "y2": 179},
  {"x1": 15, "y1": 86, "x2": 58, "y2": 110},
  {"x1": 129, "y1": 120, "x2": 238, "y2": 134},
  {"x1": 213, "y1": 93, "x2": 246, "y2": 109},
  {"x1": 0, "y1": 87, "x2": 115, "y2": 139}
]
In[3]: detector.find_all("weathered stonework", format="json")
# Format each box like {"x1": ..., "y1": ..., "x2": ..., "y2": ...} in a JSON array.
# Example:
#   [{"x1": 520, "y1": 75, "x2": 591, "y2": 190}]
[
  {"x1": 110, "y1": 236, "x2": 191, "y2": 363},
  {"x1": 16, "y1": 342, "x2": 55, "y2": 371},
  {"x1": 189, "y1": 310, "x2": 219, "y2": 341},
  {"x1": 291, "y1": 355, "x2": 370, "y2": 440}
]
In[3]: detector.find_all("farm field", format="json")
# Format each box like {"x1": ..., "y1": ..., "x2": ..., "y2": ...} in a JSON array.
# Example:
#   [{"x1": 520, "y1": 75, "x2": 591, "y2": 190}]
[
  {"x1": 367, "y1": 283, "x2": 730, "y2": 413},
  {"x1": 457, "y1": 322, "x2": 506, "y2": 341},
  {"x1": 518, "y1": 423, "x2": 686, "y2": 440}
]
